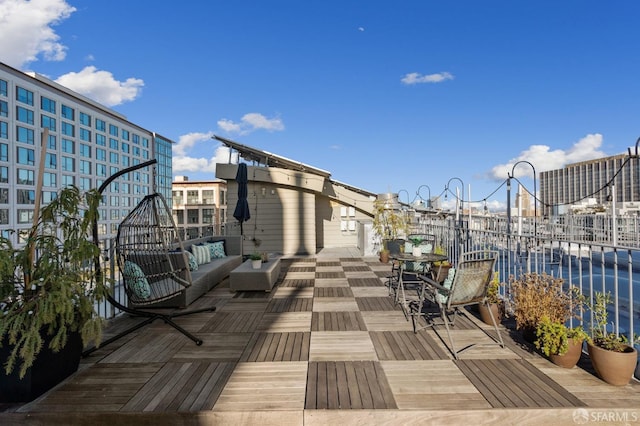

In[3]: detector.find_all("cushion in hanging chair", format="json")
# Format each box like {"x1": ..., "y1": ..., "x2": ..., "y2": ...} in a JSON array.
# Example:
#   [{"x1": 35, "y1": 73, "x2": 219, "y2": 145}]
[{"x1": 123, "y1": 260, "x2": 151, "y2": 299}]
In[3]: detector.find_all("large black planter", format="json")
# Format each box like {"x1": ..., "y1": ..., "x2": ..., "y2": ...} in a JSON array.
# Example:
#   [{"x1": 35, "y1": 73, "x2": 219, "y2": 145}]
[{"x1": 0, "y1": 330, "x2": 83, "y2": 403}]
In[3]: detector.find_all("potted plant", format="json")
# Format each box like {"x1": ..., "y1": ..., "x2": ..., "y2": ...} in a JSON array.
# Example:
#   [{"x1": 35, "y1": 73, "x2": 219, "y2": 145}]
[
  {"x1": 372, "y1": 198, "x2": 407, "y2": 263},
  {"x1": 509, "y1": 273, "x2": 582, "y2": 344},
  {"x1": 478, "y1": 272, "x2": 504, "y2": 326},
  {"x1": 534, "y1": 315, "x2": 589, "y2": 368},
  {"x1": 586, "y1": 291, "x2": 639, "y2": 386},
  {"x1": 407, "y1": 236, "x2": 424, "y2": 257},
  {"x1": 249, "y1": 252, "x2": 262, "y2": 269},
  {"x1": 0, "y1": 186, "x2": 107, "y2": 402}
]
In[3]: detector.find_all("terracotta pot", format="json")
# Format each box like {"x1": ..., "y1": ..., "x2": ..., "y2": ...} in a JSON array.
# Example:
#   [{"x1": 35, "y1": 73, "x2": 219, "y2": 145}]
[
  {"x1": 478, "y1": 303, "x2": 501, "y2": 326},
  {"x1": 379, "y1": 251, "x2": 390, "y2": 263},
  {"x1": 433, "y1": 265, "x2": 451, "y2": 283},
  {"x1": 587, "y1": 341, "x2": 638, "y2": 386},
  {"x1": 549, "y1": 338, "x2": 583, "y2": 369}
]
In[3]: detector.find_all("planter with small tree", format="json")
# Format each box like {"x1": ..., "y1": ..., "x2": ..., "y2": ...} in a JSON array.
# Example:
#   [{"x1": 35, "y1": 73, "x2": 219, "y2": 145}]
[
  {"x1": 0, "y1": 186, "x2": 107, "y2": 402},
  {"x1": 535, "y1": 316, "x2": 589, "y2": 368},
  {"x1": 586, "y1": 291, "x2": 639, "y2": 386},
  {"x1": 372, "y1": 197, "x2": 407, "y2": 263}
]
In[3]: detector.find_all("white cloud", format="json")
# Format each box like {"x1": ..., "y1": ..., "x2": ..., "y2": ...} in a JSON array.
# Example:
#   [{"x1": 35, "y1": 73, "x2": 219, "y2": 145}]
[
  {"x1": 358, "y1": 27, "x2": 365, "y2": 32},
  {"x1": 217, "y1": 113, "x2": 284, "y2": 135},
  {"x1": 171, "y1": 133, "x2": 238, "y2": 177},
  {"x1": 0, "y1": 0, "x2": 76, "y2": 68},
  {"x1": 54, "y1": 66, "x2": 144, "y2": 106},
  {"x1": 489, "y1": 133, "x2": 607, "y2": 180},
  {"x1": 401, "y1": 71, "x2": 454, "y2": 85}
]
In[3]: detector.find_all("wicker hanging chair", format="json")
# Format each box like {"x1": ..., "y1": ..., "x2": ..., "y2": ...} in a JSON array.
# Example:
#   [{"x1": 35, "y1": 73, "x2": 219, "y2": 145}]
[
  {"x1": 83, "y1": 160, "x2": 215, "y2": 357},
  {"x1": 116, "y1": 192, "x2": 191, "y2": 306}
]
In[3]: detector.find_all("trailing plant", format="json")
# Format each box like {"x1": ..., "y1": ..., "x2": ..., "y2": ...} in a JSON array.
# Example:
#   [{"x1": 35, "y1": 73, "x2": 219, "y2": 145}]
[
  {"x1": 534, "y1": 315, "x2": 589, "y2": 356},
  {"x1": 588, "y1": 291, "x2": 639, "y2": 352},
  {"x1": 509, "y1": 272, "x2": 584, "y2": 332},
  {"x1": 0, "y1": 186, "x2": 108, "y2": 378}
]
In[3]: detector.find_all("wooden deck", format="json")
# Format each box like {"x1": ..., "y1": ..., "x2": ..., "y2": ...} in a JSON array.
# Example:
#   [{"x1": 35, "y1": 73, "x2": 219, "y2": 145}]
[{"x1": 2, "y1": 250, "x2": 639, "y2": 425}]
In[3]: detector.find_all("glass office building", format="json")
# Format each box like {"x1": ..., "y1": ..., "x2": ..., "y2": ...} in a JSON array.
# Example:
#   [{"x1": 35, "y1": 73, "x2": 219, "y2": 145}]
[{"x1": 0, "y1": 61, "x2": 174, "y2": 245}]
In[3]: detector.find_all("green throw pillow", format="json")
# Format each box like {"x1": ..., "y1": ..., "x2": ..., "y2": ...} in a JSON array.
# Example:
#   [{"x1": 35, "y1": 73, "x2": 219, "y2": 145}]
[
  {"x1": 186, "y1": 251, "x2": 199, "y2": 271},
  {"x1": 123, "y1": 260, "x2": 151, "y2": 299}
]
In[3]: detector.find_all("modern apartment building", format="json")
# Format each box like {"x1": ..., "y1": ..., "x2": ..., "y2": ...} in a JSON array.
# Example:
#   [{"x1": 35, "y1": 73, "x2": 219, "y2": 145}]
[
  {"x1": 0, "y1": 61, "x2": 173, "y2": 246},
  {"x1": 540, "y1": 154, "x2": 640, "y2": 217},
  {"x1": 171, "y1": 176, "x2": 227, "y2": 239}
]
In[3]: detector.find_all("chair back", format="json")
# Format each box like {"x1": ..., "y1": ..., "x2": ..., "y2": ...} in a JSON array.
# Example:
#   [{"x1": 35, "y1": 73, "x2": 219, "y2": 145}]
[{"x1": 446, "y1": 250, "x2": 498, "y2": 309}]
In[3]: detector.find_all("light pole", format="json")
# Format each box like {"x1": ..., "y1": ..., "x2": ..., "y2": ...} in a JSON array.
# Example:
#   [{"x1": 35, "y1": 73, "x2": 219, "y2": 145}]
[
  {"x1": 416, "y1": 185, "x2": 432, "y2": 208},
  {"x1": 510, "y1": 161, "x2": 537, "y2": 238},
  {"x1": 446, "y1": 177, "x2": 465, "y2": 259},
  {"x1": 445, "y1": 177, "x2": 464, "y2": 222}
]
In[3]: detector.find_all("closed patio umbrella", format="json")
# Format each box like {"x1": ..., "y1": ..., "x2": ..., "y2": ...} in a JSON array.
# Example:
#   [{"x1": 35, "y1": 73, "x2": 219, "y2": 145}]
[{"x1": 233, "y1": 162, "x2": 250, "y2": 236}]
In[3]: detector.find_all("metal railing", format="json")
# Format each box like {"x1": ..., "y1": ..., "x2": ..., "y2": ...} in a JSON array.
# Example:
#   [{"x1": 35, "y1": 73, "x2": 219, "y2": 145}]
[{"x1": 414, "y1": 215, "x2": 638, "y2": 349}]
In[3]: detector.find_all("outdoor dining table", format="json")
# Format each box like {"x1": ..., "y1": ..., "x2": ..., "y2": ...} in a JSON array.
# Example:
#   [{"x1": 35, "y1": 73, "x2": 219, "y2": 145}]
[{"x1": 390, "y1": 252, "x2": 449, "y2": 318}]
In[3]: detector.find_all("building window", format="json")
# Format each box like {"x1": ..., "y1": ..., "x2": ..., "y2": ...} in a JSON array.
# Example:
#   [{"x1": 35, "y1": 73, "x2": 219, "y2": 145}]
[
  {"x1": 0, "y1": 209, "x2": 8, "y2": 225},
  {"x1": 16, "y1": 106, "x2": 34, "y2": 124},
  {"x1": 0, "y1": 166, "x2": 7, "y2": 183},
  {"x1": 109, "y1": 124, "x2": 118, "y2": 136},
  {"x1": 17, "y1": 189, "x2": 35, "y2": 204},
  {"x1": 42, "y1": 191, "x2": 57, "y2": 203},
  {"x1": 109, "y1": 152, "x2": 119, "y2": 163},
  {"x1": 62, "y1": 156, "x2": 75, "y2": 172},
  {"x1": 0, "y1": 143, "x2": 7, "y2": 161},
  {"x1": 121, "y1": 129, "x2": 129, "y2": 141},
  {"x1": 16, "y1": 87, "x2": 34, "y2": 105},
  {"x1": 43, "y1": 172, "x2": 57, "y2": 187},
  {"x1": 17, "y1": 168, "x2": 35, "y2": 185},
  {"x1": 0, "y1": 121, "x2": 6, "y2": 139},
  {"x1": 187, "y1": 190, "x2": 199, "y2": 204},
  {"x1": 79, "y1": 177, "x2": 91, "y2": 190},
  {"x1": 61, "y1": 175, "x2": 74, "y2": 187},
  {"x1": 17, "y1": 147, "x2": 35, "y2": 165},
  {"x1": 0, "y1": 100, "x2": 7, "y2": 117},
  {"x1": 220, "y1": 189, "x2": 226, "y2": 205},
  {"x1": 175, "y1": 210, "x2": 184, "y2": 224},
  {"x1": 46, "y1": 134, "x2": 56, "y2": 149},
  {"x1": 96, "y1": 148, "x2": 106, "y2": 161},
  {"x1": 61, "y1": 104, "x2": 74, "y2": 120},
  {"x1": 121, "y1": 142, "x2": 129, "y2": 153},
  {"x1": 79, "y1": 143, "x2": 91, "y2": 158},
  {"x1": 202, "y1": 208, "x2": 214, "y2": 224},
  {"x1": 95, "y1": 118, "x2": 105, "y2": 132},
  {"x1": 187, "y1": 209, "x2": 199, "y2": 224},
  {"x1": 16, "y1": 126, "x2": 34, "y2": 144},
  {"x1": 0, "y1": 79, "x2": 7, "y2": 97},
  {"x1": 96, "y1": 133, "x2": 106, "y2": 146},
  {"x1": 17, "y1": 209, "x2": 34, "y2": 224},
  {"x1": 202, "y1": 190, "x2": 214, "y2": 204},
  {"x1": 109, "y1": 138, "x2": 118, "y2": 150},
  {"x1": 96, "y1": 163, "x2": 106, "y2": 176},
  {"x1": 45, "y1": 153, "x2": 57, "y2": 169},
  {"x1": 41, "y1": 96, "x2": 56, "y2": 113},
  {"x1": 41, "y1": 114, "x2": 56, "y2": 131},
  {"x1": 172, "y1": 190, "x2": 183, "y2": 205},
  {"x1": 79, "y1": 127, "x2": 91, "y2": 142},
  {"x1": 62, "y1": 138, "x2": 74, "y2": 153},
  {"x1": 79, "y1": 160, "x2": 91, "y2": 174},
  {"x1": 132, "y1": 134, "x2": 139, "y2": 144},
  {"x1": 61, "y1": 121, "x2": 75, "y2": 137},
  {"x1": 0, "y1": 188, "x2": 8, "y2": 203},
  {"x1": 79, "y1": 112, "x2": 91, "y2": 126}
]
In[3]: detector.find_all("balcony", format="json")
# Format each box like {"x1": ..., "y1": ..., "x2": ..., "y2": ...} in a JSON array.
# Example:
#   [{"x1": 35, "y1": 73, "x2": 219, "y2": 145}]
[{"x1": 1, "y1": 247, "x2": 639, "y2": 424}]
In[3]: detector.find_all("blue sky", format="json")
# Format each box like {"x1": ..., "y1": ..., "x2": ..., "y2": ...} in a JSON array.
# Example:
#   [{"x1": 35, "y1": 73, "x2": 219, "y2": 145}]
[{"x1": 2, "y1": 0, "x2": 640, "y2": 212}]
